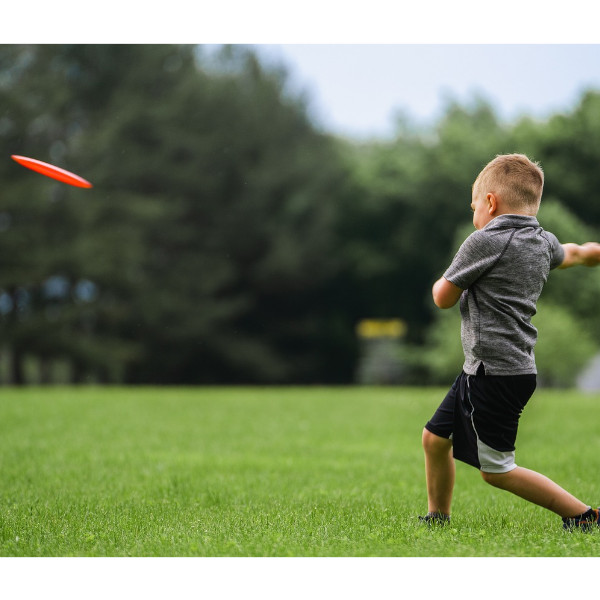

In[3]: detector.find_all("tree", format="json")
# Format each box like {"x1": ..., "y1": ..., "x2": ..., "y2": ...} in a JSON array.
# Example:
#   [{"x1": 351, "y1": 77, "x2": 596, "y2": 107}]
[
  {"x1": 0, "y1": 45, "x2": 357, "y2": 383},
  {"x1": 537, "y1": 199, "x2": 600, "y2": 340},
  {"x1": 0, "y1": 45, "x2": 128, "y2": 382},
  {"x1": 512, "y1": 91, "x2": 600, "y2": 227},
  {"x1": 341, "y1": 97, "x2": 510, "y2": 344},
  {"x1": 533, "y1": 301, "x2": 598, "y2": 387},
  {"x1": 2, "y1": 45, "x2": 599, "y2": 386}
]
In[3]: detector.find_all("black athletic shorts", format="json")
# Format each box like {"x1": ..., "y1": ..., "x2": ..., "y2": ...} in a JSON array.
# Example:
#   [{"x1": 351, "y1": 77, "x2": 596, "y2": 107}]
[{"x1": 425, "y1": 363, "x2": 537, "y2": 473}]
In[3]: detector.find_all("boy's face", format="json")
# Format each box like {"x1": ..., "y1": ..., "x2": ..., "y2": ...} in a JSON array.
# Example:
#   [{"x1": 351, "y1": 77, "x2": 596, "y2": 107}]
[{"x1": 471, "y1": 185, "x2": 495, "y2": 230}]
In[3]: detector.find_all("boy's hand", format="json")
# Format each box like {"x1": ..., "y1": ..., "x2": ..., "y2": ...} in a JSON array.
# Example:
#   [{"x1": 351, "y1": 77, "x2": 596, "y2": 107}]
[
  {"x1": 432, "y1": 277, "x2": 463, "y2": 308},
  {"x1": 559, "y1": 242, "x2": 600, "y2": 269}
]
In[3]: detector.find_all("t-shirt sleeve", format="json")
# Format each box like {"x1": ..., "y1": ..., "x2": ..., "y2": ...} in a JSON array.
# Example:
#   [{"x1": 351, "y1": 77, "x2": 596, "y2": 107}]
[
  {"x1": 443, "y1": 230, "x2": 501, "y2": 290},
  {"x1": 545, "y1": 231, "x2": 565, "y2": 270}
]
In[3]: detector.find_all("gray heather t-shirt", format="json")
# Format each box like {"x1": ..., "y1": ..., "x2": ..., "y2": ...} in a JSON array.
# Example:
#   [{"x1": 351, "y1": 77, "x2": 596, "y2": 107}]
[{"x1": 443, "y1": 214, "x2": 564, "y2": 376}]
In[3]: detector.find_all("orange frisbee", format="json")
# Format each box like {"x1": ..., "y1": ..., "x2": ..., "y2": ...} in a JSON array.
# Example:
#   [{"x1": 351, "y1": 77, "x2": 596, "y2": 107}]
[{"x1": 11, "y1": 155, "x2": 93, "y2": 188}]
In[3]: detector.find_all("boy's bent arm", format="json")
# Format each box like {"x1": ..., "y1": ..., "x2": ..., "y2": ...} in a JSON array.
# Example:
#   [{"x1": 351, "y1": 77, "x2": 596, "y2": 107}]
[
  {"x1": 558, "y1": 242, "x2": 600, "y2": 269},
  {"x1": 432, "y1": 277, "x2": 463, "y2": 309}
]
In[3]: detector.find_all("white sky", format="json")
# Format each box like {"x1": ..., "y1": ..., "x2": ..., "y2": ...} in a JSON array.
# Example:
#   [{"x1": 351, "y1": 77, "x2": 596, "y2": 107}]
[{"x1": 5, "y1": 1, "x2": 600, "y2": 141}]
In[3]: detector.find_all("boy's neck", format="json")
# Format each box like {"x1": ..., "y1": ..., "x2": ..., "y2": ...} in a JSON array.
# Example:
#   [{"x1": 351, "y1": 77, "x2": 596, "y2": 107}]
[{"x1": 493, "y1": 206, "x2": 538, "y2": 219}]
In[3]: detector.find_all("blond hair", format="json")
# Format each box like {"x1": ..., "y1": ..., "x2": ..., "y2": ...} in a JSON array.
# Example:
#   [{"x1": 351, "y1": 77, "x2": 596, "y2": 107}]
[{"x1": 473, "y1": 154, "x2": 544, "y2": 213}]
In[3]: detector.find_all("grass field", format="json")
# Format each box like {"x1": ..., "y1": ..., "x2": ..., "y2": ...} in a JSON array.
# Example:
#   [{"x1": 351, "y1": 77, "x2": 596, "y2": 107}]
[{"x1": 1, "y1": 385, "x2": 600, "y2": 557}]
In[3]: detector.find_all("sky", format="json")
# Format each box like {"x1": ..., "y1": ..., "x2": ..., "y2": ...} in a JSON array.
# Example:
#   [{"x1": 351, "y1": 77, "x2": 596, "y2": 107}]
[
  {"x1": 253, "y1": 45, "x2": 600, "y2": 139},
  {"x1": 5, "y1": 2, "x2": 600, "y2": 142}
]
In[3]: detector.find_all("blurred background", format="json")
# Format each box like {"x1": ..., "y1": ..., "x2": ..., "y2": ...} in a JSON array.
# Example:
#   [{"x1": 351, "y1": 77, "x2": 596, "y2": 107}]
[{"x1": 1, "y1": 44, "x2": 600, "y2": 388}]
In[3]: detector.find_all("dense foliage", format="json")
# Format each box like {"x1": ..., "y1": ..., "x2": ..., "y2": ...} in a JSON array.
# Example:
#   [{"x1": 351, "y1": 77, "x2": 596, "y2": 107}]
[{"x1": 0, "y1": 45, "x2": 598, "y2": 385}]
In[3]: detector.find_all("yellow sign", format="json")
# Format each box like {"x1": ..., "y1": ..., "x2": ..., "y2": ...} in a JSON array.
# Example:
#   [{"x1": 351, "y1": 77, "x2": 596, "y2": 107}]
[{"x1": 356, "y1": 319, "x2": 407, "y2": 339}]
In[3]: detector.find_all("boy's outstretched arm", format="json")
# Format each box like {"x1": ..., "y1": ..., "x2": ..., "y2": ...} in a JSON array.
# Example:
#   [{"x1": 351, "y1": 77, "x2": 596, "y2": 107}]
[
  {"x1": 558, "y1": 242, "x2": 600, "y2": 269},
  {"x1": 432, "y1": 277, "x2": 463, "y2": 309}
]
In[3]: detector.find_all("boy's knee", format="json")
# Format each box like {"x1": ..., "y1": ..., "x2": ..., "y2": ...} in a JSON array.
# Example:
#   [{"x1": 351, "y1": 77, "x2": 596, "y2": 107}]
[{"x1": 422, "y1": 428, "x2": 451, "y2": 455}]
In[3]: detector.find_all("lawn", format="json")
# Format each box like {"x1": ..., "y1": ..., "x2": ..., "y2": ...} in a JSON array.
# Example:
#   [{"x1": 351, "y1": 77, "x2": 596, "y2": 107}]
[{"x1": 1, "y1": 385, "x2": 599, "y2": 557}]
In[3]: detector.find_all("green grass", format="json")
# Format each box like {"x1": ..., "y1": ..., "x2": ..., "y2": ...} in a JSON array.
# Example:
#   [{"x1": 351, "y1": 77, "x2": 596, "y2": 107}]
[{"x1": 0, "y1": 385, "x2": 599, "y2": 556}]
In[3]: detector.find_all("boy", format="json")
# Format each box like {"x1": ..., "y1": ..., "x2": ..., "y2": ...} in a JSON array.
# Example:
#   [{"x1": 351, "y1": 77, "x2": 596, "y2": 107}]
[{"x1": 421, "y1": 153, "x2": 600, "y2": 530}]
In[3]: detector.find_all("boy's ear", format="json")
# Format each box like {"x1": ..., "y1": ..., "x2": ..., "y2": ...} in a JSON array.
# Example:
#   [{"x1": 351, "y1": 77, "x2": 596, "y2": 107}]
[{"x1": 486, "y1": 193, "x2": 498, "y2": 215}]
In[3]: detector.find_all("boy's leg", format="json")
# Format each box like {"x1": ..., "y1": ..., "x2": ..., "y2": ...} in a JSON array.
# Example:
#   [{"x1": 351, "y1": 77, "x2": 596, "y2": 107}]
[
  {"x1": 422, "y1": 428, "x2": 455, "y2": 515},
  {"x1": 481, "y1": 467, "x2": 589, "y2": 518},
  {"x1": 465, "y1": 371, "x2": 591, "y2": 520}
]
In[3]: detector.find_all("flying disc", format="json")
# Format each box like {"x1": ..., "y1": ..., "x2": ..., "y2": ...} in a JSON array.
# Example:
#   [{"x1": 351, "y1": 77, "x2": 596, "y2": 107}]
[{"x1": 11, "y1": 155, "x2": 93, "y2": 188}]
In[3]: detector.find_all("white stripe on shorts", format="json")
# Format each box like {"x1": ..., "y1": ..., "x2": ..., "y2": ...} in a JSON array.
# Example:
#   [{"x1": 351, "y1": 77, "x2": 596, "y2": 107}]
[{"x1": 476, "y1": 439, "x2": 518, "y2": 473}]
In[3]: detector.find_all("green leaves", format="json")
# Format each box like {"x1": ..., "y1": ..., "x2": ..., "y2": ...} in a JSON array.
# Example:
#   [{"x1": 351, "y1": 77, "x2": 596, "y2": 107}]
[{"x1": 2, "y1": 45, "x2": 600, "y2": 385}]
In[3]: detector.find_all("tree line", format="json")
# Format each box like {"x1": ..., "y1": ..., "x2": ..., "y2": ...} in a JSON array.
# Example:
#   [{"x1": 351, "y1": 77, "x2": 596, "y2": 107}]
[{"x1": 0, "y1": 44, "x2": 598, "y2": 386}]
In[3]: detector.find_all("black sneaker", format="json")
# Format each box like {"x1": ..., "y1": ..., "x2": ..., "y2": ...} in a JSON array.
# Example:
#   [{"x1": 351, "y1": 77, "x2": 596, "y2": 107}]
[
  {"x1": 418, "y1": 511, "x2": 450, "y2": 526},
  {"x1": 562, "y1": 507, "x2": 600, "y2": 531}
]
